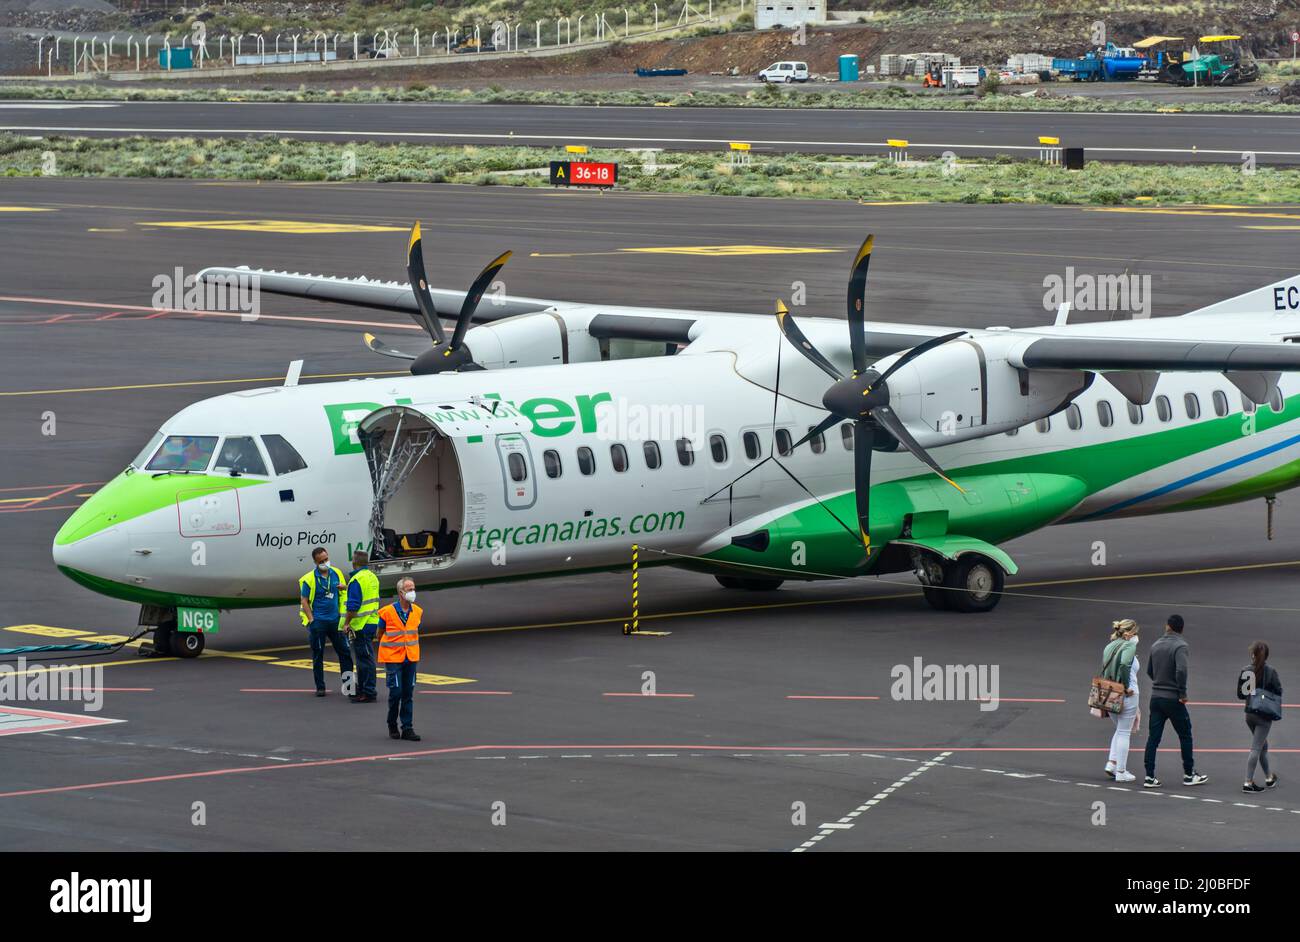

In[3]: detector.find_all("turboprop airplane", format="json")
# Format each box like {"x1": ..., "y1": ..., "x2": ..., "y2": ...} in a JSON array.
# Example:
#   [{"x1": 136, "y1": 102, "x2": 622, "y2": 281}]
[{"x1": 52, "y1": 225, "x2": 1300, "y2": 657}]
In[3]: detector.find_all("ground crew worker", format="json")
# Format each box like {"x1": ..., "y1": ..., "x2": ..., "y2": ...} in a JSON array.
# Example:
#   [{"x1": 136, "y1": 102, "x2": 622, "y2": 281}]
[
  {"x1": 342, "y1": 549, "x2": 381, "y2": 703},
  {"x1": 299, "y1": 546, "x2": 354, "y2": 698},
  {"x1": 377, "y1": 577, "x2": 422, "y2": 741}
]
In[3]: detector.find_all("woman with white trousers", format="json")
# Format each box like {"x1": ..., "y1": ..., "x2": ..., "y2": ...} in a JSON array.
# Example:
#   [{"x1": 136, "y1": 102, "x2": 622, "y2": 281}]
[{"x1": 1102, "y1": 619, "x2": 1141, "y2": 783}]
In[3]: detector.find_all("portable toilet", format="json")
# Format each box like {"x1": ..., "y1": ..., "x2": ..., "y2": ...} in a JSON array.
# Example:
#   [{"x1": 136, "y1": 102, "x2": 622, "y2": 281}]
[
  {"x1": 158, "y1": 46, "x2": 194, "y2": 69},
  {"x1": 839, "y1": 54, "x2": 859, "y2": 82}
]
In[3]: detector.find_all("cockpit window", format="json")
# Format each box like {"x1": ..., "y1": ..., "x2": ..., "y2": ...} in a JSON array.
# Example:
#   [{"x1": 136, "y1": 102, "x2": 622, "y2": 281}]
[
  {"x1": 214, "y1": 436, "x2": 268, "y2": 476},
  {"x1": 145, "y1": 435, "x2": 218, "y2": 472},
  {"x1": 261, "y1": 434, "x2": 308, "y2": 475},
  {"x1": 132, "y1": 431, "x2": 164, "y2": 470}
]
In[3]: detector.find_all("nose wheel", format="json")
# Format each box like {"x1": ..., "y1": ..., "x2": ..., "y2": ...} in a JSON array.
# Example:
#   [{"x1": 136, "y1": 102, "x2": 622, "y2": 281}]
[{"x1": 138, "y1": 608, "x2": 206, "y2": 658}]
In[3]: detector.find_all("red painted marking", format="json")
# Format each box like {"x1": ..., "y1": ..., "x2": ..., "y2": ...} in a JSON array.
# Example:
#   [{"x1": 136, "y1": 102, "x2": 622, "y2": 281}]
[
  {"x1": 65, "y1": 688, "x2": 153, "y2": 693},
  {"x1": 787, "y1": 695, "x2": 881, "y2": 701},
  {"x1": 979, "y1": 698, "x2": 1066, "y2": 703},
  {"x1": 43, "y1": 314, "x2": 73, "y2": 323},
  {"x1": 5, "y1": 743, "x2": 1299, "y2": 800},
  {"x1": 92, "y1": 311, "x2": 123, "y2": 321},
  {"x1": 0, "y1": 705, "x2": 122, "y2": 738},
  {"x1": 602, "y1": 692, "x2": 695, "y2": 698}
]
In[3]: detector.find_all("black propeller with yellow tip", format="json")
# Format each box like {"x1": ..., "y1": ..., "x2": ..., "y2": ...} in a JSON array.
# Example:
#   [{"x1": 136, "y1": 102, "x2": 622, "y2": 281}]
[
  {"x1": 363, "y1": 222, "x2": 512, "y2": 374},
  {"x1": 711, "y1": 234, "x2": 968, "y2": 553}
]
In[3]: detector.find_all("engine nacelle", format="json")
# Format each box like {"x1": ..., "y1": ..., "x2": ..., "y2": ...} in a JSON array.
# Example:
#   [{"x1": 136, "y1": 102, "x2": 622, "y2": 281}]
[
  {"x1": 462, "y1": 311, "x2": 600, "y2": 370},
  {"x1": 874, "y1": 332, "x2": 1090, "y2": 447}
]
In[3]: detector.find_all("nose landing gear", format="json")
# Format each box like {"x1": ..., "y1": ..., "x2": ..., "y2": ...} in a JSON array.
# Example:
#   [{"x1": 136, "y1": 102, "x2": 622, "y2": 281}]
[{"x1": 137, "y1": 605, "x2": 206, "y2": 658}]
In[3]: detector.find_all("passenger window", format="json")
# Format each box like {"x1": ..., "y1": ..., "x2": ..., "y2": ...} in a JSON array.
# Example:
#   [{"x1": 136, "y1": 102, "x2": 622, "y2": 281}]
[
  {"x1": 1184, "y1": 393, "x2": 1201, "y2": 420},
  {"x1": 1035, "y1": 417, "x2": 1050, "y2": 433},
  {"x1": 1128, "y1": 402, "x2": 1144, "y2": 425},
  {"x1": 577, "y1": 446, "x2": 596, "y2": 475},
  {"x1": 1269, "y1": 387, "x2": 1285, "y2": 413},
  {"x1": 507, "y1": 452, "x2": 528, "y2": 482},
  {"x1": 543, "y1": 449, "x2": 562, "y2": 478},
  {"x1": 743, "y1": 431, "x2": 761, "y2": 461},
  {"x1": 1212, "y1": 390, "x2": 1229, "y2": 417},
  {"x1": 610, "y1": 443, "x2": 629, "y2": 473},
  {"x1": 1066, "y1": 404, "x2": 1082, "y2": 431},
  {"x1": 1096, "y1": 401, "x2": 1113, "y2": 428},
  {"x1": 841, "y1": 423, "x2": 854, "y2": 450},
  {"x1": 808, "y1": 427, "x2": 826, "y2": 454},
  {"x1": 643, "y1": 441, "x2": 662, "y2": 469},
  {"x1": 676, "y1": 438, "x2": 695, "y2": 466},
  {"x1": 1155, "y1": 395, "x2": 1172, "y2": 422},
  {"x1": 709, "y1": 434, "x2": 728, "y2": 464},
  {"x1": 214, "y1": 436, "x2": 267, "y2": 476},
  {"x1": 775, "y1": 428, "x2": 793, "y2": 456},
  {"x1": 262, "y1": 434, "x2": 308, "y2": 475},
  {"x1": 1242, "y1": 396, "x2": 1256, "y2": 414},
  {"x1": 145, "y1": 434, "x2": 218, "y2": 472}
]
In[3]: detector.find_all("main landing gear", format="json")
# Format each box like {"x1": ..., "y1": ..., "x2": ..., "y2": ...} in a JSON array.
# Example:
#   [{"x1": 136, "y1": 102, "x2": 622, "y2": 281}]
[
  {"x1": 914, "y1": 552, "x2": 1005, "y2": 613},
  {"x1": 138, "y1": 605, "x2": 206, "y2": 659}
]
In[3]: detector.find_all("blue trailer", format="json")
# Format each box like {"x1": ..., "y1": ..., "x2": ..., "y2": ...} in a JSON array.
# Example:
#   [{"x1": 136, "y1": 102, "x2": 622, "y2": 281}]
[{"x1": 1052, "y1": 42, "x2": 1144, "y2": 81}]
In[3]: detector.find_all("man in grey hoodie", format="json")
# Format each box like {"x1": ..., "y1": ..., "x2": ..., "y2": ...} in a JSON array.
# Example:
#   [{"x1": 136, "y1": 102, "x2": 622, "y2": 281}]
[{"x1": 1143, "y1": 614, "x2": 1209, "y2": 788}]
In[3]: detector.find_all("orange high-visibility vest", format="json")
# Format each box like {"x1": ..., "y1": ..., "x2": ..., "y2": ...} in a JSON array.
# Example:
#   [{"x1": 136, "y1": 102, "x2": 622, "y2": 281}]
[{"x1": 376, "y1": 602, "x2": 422, "y2": 663}]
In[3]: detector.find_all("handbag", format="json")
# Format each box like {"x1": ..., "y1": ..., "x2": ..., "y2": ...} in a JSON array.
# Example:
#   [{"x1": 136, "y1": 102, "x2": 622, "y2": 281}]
[
  {"x1": 1246, "y1": 669, "x2": 1283, "y2": 721},
  {"x1": 1088, "y1": 642, "x2": 1128, "y2": 715}
]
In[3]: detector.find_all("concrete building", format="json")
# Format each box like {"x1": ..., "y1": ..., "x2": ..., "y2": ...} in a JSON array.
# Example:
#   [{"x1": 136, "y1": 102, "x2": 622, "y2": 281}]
[{"x1": 755, "y1": 0, "x2": 827, "y2": 30}]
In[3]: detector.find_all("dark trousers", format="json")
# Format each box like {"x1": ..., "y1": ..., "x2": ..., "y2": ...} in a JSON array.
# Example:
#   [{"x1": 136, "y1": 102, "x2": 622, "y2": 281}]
[
  {"x1": 351, "y1": 629, "x2": 377, "y2": 697},
  {"x1": 1144, "y1": 696, "x2": 1194, "y2": 778},
  {"x1": 308, "y1": 619, "x2": 354, "y2": 692},
  {"x1": 385, "y1": 659, "x2": 417, "y2": 731}
]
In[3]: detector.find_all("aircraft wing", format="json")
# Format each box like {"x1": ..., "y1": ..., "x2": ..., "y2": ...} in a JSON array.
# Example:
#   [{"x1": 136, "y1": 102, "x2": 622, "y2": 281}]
[
  {"x1": 1012, "y1": 337, "x2": 1300, "y2": 372},
  {"x1": 197, "y1": 266, "x2": 554, "y2": 324}
]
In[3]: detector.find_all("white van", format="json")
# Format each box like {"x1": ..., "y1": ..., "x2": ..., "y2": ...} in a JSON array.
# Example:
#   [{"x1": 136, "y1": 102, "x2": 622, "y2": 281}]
[{"x1": 758, "y1": 61, "x2": 810, "y2": 83}]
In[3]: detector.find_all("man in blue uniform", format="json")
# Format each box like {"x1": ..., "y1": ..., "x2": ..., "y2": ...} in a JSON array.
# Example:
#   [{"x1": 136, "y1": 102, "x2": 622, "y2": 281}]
[{"x1": 298, "y1": 546, "x2": 354, "y2": 698}]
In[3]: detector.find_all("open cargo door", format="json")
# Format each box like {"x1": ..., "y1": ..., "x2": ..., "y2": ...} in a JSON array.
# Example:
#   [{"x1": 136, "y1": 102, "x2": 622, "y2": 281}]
[{"x1": 357, "y1": 400, "x2": 529, "y2": 582}]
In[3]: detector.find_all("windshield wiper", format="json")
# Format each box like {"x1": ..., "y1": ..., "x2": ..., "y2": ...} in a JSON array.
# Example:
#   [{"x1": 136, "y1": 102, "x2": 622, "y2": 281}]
[{"x1": 151, "y1": 469, "x2": 200, "y2": 479}]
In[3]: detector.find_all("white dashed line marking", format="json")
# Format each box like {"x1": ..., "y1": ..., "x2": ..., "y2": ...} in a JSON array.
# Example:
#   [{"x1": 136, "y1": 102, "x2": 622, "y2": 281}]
[{"x1": 792, "y1": 751, "x2": 951, "y2": 853}]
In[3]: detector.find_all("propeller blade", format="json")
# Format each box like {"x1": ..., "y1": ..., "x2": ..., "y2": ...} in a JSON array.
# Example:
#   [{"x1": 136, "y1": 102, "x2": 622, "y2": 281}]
[
  {"x1": 405, "y1": 222, "x2": 446, "y2": 344},
  {"x1": 448, "y1": 250, "x2": 511, "y2": 354},
  {"x1": 874, "y1": 330, "x2": 967, "y2": 386},
  {"x1": 872, "y1": 405, "x2": 965, "y2": 494},
  {"x1": 846, "y1": 234, "x2": 873, "y2": 376},
  {"x1": 791, "y1": 412, "x2": 841, "y2": 452},
  {"x1": 775, "y1": 300, "x2": 843, "y2": 381},
  {"x1": 364, "y1": 332, "x2": 418, "y2": 361},
  {"x1": 852, "y1": 417, "x2": 874, "y2": 549}
]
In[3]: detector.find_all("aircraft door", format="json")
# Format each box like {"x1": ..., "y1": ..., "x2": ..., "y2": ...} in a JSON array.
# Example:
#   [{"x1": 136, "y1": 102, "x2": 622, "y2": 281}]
[{"x1": 496, "y1": 433, "x2": 537, "y2": 511}]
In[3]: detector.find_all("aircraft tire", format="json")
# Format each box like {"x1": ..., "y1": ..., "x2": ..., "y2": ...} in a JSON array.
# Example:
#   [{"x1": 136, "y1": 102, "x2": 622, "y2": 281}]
[
  {"x1": 714, "y1": 575, "x2": 785, "y2": 591},
  {"x1": 170, "y1": 629, "x2": 206, "y2": 658},
  {"x1": 921, "y1": 585, "x2": 951, "y2": 610},
  {"x1": 943, "y1": 555, "x2": 1004, "y2": 613}
]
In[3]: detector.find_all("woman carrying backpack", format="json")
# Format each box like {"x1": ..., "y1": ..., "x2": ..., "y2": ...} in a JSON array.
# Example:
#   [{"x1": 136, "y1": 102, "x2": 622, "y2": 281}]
[
  {"x1": 1102, "y1": 618, "x2": 1141, "y2": 783},
  {"x1": 1238, "y1": 641, "x2": 1282, "y2": 794}
]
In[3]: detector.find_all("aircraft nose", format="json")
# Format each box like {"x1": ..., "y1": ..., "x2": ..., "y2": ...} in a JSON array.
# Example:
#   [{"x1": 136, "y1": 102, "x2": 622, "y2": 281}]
[{"x1": 53, "y1": 480, "x2": 129, "y2": 584}]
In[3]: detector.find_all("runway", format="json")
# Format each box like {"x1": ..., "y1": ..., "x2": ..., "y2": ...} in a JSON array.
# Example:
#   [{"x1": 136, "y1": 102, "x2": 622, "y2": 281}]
[
  {"x1": 3, "y1": 98, "x2": 1300, "y2": 164},
  {"x1": 2, "y1": 178, "x2": 1300, "y2": 850}
]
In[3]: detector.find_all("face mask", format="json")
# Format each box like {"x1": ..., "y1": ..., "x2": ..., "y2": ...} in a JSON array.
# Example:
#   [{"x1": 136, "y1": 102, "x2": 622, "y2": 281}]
[
  {"x1": 317, "y1": 560, "x2": 330, "y2": 570},
  {"x1": 403, "y1": 591, "x2": 416, "y2": 603}
]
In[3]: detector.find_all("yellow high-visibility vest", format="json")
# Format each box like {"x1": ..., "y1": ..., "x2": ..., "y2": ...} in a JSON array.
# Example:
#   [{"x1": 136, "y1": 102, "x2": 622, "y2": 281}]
[
  {"x1": 348, "y1": 567, "x2": 381, "y2": 630},
  {"x1": 299, "y1": 566, "x2": 346, "y2": 626}
]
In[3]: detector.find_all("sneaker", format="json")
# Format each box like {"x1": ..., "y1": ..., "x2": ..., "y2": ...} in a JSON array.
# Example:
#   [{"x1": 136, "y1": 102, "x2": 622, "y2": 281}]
[
  {"x1": 1266, "y1": 774, "x2": 1279, "y2": 789},
  {"x1": 1115, "y1": 770, "x2": 1136, "y2": 783},
  {"x1": 1104, "y1": 763, "x2": 1116, "y2": 779},
  {"x1": 1183, "y1": 771, "x2": 1209, "y2": 786},
  {"x1": 315, "y1": 690, "x2": 327, "y2": 698},
  {"x1": 1143, "y1": 776, "x2": 1162, "y2": 788},
  {"x1": 400, "y1": 729, "x2": 422, "y2": 742},
  {"x1": 388, "y1": 726, "x2": 401, "y2": 740},
  {"x1": 1243, "y1": 781, "x2": 1265, "y2": 793},
  {"x1": 351, "y1": 695, "x2": 377, "y2": 704}
]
